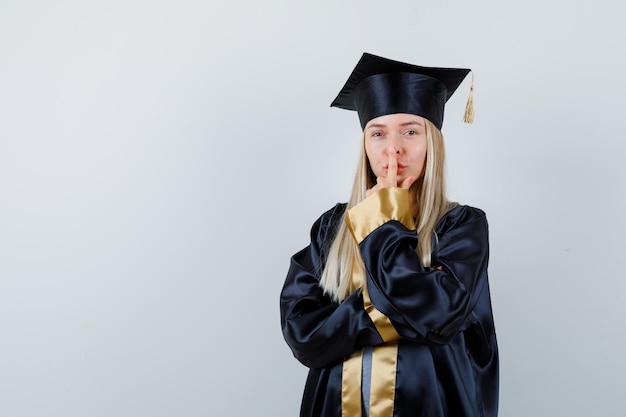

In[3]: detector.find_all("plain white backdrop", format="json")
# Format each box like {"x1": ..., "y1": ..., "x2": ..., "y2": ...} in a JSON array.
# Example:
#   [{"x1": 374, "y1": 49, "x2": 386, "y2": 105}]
[{"x1": 1, "y1": 0, "x2": 625, "y2": 416}]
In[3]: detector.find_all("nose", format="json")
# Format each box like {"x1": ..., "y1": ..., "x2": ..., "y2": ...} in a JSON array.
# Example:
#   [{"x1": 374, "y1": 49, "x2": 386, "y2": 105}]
[{"x1": 387, "y1": 135, "x2": 402, "y2": 154}]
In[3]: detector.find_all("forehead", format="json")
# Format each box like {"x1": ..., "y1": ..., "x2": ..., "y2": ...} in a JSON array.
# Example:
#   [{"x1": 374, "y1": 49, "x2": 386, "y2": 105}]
[{"x1": 365, "y1": 113, "x2": 425, "y2": 129}]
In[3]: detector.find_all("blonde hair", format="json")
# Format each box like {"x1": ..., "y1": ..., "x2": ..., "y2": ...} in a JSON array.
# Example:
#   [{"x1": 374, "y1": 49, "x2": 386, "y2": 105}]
[{"x1": 320, "y1": 118, "x2": 454, "y2": 302}]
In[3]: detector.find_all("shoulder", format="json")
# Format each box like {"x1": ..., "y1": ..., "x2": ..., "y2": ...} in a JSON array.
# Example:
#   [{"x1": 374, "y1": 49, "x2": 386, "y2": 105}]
[
  {"x1": 317, "y1": 203, "x2": 348, "y2": 227},
  {"x1": 310, "y1": 203, "x2": 347, "y2": 242},
  {"x1": 433, "y1": 204, "x2": 490, "y2": 258},
  {"x1": 436, "y1": 204, "x2": 488, "y2": 234}
]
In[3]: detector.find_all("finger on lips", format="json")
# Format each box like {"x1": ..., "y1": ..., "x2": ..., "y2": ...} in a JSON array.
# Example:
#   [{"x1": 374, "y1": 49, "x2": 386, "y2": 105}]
[{"x1": 387, "y1": 147, "x2": 398, "y2": 180}]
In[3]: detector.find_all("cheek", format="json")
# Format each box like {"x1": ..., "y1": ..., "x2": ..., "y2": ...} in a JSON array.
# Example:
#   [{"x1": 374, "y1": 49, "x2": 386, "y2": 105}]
[
  {"x1": 414, "y1": 142, "x2": 428, "y2": 163},
  {"x1": 419, "y1": 149, "x2": 428, "y2": 164},
  {"x1": 409, "y1": 145, "x2": 428, "y2": 175},
  {"x1": 364, "y1": 145, "x2": 380, "y2": 166},
  {"x1": 365, "y1": 141, "x2": 389, "y2": 158},
  {"x1": 365, "y1": 154, "x2": 384, "y2": 179},
  {"x1": 419, "y1": 151, "x2": 428, "y2": 172}
]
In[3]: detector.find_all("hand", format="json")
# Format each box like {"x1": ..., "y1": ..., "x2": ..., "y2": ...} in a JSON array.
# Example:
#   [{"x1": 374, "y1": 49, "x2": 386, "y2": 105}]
[{"x1": 366, "y1": 147, "x2": 417, "y2": 198}]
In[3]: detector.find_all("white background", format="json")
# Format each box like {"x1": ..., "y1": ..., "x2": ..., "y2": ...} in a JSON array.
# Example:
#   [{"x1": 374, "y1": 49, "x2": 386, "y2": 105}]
[{"x1": 1, "y1": 1, "x2": 625, "y2": 416}]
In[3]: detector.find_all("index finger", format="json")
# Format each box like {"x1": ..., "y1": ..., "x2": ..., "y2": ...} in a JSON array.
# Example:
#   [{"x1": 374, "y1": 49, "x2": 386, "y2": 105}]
[{"x1": 387, "y1": 147, "x2": 398, "y2": 184}]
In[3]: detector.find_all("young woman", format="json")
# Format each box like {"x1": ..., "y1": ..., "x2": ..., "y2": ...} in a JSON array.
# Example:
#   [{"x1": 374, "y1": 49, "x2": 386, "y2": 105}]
[{"x1": 280, "y1": 53, "x2": 498, "y2": 417}]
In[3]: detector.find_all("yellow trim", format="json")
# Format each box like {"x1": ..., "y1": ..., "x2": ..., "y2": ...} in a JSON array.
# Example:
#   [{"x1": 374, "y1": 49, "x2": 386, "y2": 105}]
[
  {"x1": 345, "y1": 187, "x2": 416, "y2": 244},
  {"x1": 352, "y1": 263, "x2": 400, "y2": 343},
  {"x1": 340, "y1": 260, "x2": 400, "y2": 417},
  {"x1": 362, "y1": 286, "x2": 400, "y2": 342},
  {"x1": 342, "y1": 349, "x2": 363, "y2": 417},
  {"x1": 369, "y1": 342, "x2": 398, "y2": 417}
]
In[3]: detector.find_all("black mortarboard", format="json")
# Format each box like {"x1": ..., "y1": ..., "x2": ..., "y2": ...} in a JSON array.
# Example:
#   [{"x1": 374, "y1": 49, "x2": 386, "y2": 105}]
[{"x1": 330, "y1": 52, "x2": 473, "y2": 130}]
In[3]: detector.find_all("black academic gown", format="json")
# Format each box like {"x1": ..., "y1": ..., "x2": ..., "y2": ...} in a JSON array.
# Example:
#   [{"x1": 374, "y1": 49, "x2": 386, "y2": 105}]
[{"x1": 280, "y1": 190, "x2": 498, "y2": 417}]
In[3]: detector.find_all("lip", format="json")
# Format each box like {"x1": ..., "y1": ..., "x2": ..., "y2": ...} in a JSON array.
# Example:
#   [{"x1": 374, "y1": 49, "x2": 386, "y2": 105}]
[{"x1": 384, "y1": 163, "x2": 407, "y2": 172}]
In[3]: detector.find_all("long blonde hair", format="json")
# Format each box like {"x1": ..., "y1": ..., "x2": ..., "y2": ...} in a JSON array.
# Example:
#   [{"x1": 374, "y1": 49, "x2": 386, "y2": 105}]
[{"x1": 320, "y1": 118, "x2": 454, "y2": 302}]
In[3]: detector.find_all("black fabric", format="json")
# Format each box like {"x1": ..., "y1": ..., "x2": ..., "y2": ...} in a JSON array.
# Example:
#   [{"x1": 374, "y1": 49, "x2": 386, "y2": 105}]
[
  {"x1": 330, "y1": 53, "x2": 471, "y2": 130},
  {"x1": 280, "y1": 203, "x2": 499, "y2": 417}
]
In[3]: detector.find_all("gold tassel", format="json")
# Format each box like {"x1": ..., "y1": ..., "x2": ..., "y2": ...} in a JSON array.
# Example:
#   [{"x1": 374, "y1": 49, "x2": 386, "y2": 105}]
[{"x1": 463, "y1": 71, "x2": 475, "y2": 124}]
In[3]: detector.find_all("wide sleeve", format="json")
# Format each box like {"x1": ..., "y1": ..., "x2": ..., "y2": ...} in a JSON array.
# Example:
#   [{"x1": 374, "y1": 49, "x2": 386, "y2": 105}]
[
  {"x1": 346, "y1": 189, "x2": 490, "y2": 345},
  {"x1": 280, "y1": 204, "x2": 384, "y2": 369}
]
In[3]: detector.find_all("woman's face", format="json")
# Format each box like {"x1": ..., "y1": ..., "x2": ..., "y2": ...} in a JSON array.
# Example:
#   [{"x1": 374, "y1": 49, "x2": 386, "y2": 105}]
[{"x1": 364, "y1": 113, "x2": 428, "y2": 186}]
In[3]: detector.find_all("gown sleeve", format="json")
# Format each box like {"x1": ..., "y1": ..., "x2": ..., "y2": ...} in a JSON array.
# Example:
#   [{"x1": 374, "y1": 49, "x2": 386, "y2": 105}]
[
  {"x1": 346, "y1": 188, "x2": 490, "y2": 345},
  {"x1": 280, "y1": 204, "x2": 385, "y2": 369}
]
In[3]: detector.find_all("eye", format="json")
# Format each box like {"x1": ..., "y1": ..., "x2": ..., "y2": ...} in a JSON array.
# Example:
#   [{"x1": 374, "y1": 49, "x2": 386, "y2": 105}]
[
  {"x1": 371, "y1": 131, "x2": 383, "y2": 138},
  {"x1": 405, "y1": 129, "x2": 418, "y2": 135}
]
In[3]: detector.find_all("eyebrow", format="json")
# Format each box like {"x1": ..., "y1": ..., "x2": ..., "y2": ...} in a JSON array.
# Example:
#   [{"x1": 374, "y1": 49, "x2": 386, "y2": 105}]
[{"x1": 399, "y1": 121, "x2": 424, "y2": 127}]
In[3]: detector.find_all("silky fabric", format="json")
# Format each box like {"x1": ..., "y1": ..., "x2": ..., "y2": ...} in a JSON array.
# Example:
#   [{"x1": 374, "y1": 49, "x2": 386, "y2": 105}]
[
  {"x1": 346, "y1": 187, "x2": 416, "y2": 245},
  {"x1": 280, "y1": 203, "x2": 499, "y2": 417},
  {"x1": 353, "y1": 73, "x2": 446, "y2": 130}
]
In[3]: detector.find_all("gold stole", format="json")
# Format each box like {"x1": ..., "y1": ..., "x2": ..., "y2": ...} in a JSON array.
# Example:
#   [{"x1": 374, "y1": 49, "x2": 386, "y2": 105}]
[{"x1": 341, "y1": 266, "x2": 400, "y2": 417}]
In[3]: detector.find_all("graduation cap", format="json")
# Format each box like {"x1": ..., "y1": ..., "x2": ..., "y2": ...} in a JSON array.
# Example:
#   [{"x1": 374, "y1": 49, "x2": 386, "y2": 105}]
[{"x1": 330, "y1": 52, "x2": 474, "y2": 130}]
